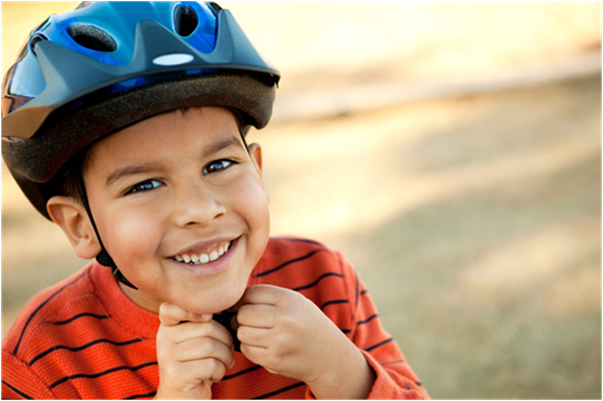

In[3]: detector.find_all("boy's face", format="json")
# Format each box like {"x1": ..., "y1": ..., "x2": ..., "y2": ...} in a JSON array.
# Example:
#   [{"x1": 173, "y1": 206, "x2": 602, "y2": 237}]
[{"x1": 82, "y1": 107, "x2": 270, "y2": 314}]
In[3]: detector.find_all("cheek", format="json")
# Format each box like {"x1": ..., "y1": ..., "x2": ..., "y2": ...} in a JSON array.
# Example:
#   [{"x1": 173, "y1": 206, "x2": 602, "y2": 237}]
[
  {"x1": 245, "y1": 214, "x2": 270, "y2": 278},
  {"x1": 98, "y1": 208, "x2": 164, "y2": 266},
  {"x1": 236, "y1": 179, "x2": 271, "y2": 255}
]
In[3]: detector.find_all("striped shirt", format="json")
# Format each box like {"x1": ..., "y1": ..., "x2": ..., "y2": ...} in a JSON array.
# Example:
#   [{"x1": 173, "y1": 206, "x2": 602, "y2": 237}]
[{"x1": 2, "y1": 237, "x2": 428, "y2": 399}]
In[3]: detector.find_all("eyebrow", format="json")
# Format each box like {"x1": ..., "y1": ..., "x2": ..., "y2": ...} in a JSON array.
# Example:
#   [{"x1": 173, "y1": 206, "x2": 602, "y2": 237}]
[
  {"x1": 105, "y1": 163, "x2": 163, "y2": 187},
  {"x1": 105, "y1": 135, "x2": 245, "y2": 187}
]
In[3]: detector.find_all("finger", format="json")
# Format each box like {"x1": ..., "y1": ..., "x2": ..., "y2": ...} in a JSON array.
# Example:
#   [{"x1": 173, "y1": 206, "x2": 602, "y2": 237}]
[
  {"x1": 238, "y1": 285, "x2": 286, "y2": 307},
  {"x1": 159, "y1": 302, "x2": 212, "y2": 327},
  {"x1": 172, "y1": 357, "x2": 229, "y2": 384},
  {"x1": 239, "y1": 343, "x2": 269, "y2": 368},
  {"x1": 171, "y1": 337, "x2": 235, "y2": 369},
  {"x1": 237, "y1": 325, "x2": 273, "y2": 348},
  {"x1": 163, "y1": 319, "x2": 234, "y2": 348},
  {"x1": 237, "y1": 304, "x2": 277, "y2": 329}
]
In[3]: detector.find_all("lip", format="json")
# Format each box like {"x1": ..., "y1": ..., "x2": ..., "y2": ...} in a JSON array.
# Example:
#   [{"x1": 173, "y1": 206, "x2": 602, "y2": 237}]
[{"x1": 167, "y1": 237, "x2": 239, "y2": 276}]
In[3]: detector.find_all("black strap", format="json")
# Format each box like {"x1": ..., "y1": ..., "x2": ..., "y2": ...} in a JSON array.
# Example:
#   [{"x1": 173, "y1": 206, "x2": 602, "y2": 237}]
[
  {"x1": 74, "y1": 173, "x2": 138, "y2": 289},
  {"x1": 212, "y1": 310, "x2": 241, "y2": 352}
]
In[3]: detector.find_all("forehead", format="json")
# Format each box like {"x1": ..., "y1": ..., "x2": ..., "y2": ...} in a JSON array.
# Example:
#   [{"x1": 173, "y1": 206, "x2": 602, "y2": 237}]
[{"x1": 86, "y1": 107, "x2": 243, "y2": 167}]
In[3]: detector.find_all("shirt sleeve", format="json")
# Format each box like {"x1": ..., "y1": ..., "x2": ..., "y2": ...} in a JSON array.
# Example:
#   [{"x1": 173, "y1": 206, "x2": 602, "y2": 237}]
[
  {"x1": 2, "y1": 349, "x2": 58, "y2": 399},
  {"x1": 337, "y1": 251, "x2": 430, "y2": 400}
]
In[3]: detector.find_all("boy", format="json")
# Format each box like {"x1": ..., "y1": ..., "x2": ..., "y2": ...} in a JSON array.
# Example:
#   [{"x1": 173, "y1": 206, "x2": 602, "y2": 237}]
[{"x1": 2, "y1": 2, "x2": 428, "y2": 399}]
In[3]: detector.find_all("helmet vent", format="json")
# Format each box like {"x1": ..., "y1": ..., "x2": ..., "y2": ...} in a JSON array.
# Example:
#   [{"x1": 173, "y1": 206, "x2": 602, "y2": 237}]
[
  {"x1": 174, "y1": 5, "x2": 198, "y2": 37},
  {"x1": 67, "y1": 25, "x2": 117, "y2": 52},
  {"x1": 208, "y1": 2, "x2": 222, "y2": 17},
  {"x1": 75, "y1": 1, "x2": 93, "y2": 10},
  {"x1": 29, "y1": 35, "x2": 46, "y2": 54}
]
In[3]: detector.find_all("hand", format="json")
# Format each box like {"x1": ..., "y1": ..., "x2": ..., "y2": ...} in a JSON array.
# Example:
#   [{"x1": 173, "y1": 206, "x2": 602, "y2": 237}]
[
  {"x1": 235, "y1": 285, "x2": 375, "y2": 399},
  {"x1": 154, "y1": 302, "x2": 235, "y2": 400}
]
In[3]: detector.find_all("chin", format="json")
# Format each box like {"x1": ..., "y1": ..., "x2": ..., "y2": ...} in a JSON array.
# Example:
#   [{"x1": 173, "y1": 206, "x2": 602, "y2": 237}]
[{"x1": 181, "y1": 284, "x2": 246, "y2": 315}]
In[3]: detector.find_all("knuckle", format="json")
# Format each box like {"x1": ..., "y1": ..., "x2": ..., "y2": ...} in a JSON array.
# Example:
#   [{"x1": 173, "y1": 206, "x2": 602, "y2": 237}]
[
  {"x1": 198, "y1": 338, "x2": 216, "y2": 354},
  {"x1": 205, "y1": 357, "x2": 220, "y2": 371},
  {"x1": 276, "y1": 330, "x2": 291, "y2": 345},
  {"x1": 160, "y1": 302, "x2": 178, "y2": 315},
  {"x1": 210, "y1": 360, "x2": 226, "y2": 382},
  {"x1": 161, "y1": 363, "x2": 181, "y2": 380},
  {"x1": 279, "y1": 314, "x2": 297, "y2": 331},
  {"x1": 158, "y1": 302, "x2": 170, "y2": 314}
]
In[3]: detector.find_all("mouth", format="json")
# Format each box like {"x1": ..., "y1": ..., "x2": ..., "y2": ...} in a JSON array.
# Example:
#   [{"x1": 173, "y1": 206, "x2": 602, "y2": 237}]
[{"x1": 170, "y1": 239, "x2": 235, "y2": 266}]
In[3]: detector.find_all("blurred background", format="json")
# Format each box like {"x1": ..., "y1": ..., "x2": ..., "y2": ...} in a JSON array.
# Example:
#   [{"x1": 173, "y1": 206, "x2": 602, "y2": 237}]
[{"x1": 2, "y1": 2, "x2": 601, "y2": 398}]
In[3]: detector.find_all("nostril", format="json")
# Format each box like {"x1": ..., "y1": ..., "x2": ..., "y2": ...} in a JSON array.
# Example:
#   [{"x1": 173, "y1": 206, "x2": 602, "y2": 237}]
[
  {"x1": 67, "y1": 24, "x2": 117, "y2": 52},
  {"x1": 174, "y1": 5, "x2": 198, "y2": 37}
]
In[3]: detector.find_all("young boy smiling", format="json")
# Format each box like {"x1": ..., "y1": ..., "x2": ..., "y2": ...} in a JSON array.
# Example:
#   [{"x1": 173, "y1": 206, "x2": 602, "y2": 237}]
[{"x1": 2, "y1": 2, "x2": 428, "y2": 399}]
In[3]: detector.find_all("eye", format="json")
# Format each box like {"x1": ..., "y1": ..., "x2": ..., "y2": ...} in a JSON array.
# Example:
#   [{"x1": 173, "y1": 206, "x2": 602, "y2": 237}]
[
  {"x1": 203, "y1": 159, "x2": 233, "y2": 175},
  {"x1": 127, "y1": 179, "x2": 163, "y2": 194}
]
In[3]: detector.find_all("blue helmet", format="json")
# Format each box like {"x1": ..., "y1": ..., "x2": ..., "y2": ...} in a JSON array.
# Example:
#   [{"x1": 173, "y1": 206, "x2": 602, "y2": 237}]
[{"x1": 2, "y1": 1, "x2": 280, "y2": 219}]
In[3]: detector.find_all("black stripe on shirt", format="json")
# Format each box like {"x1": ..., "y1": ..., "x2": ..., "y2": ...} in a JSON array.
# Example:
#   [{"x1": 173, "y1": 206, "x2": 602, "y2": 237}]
[
  {"x1": 223, "y1": 365, "x2": 263, "y2": 381},
  {"x1": 320, "y1": 299, "x2": 348, "y2": 310},
  {"x1": 252, "y1": 381, "x2": 305, "y2": 399},
  {"x1": 14, "y1": 270, "x2": 89, "y2": 354},
  {"x1": 357, "y1": 314, "x2": 379, "y2": 326},
  {"x1": 50, "y1": 361, "x2": 157, "y2": 389},
  {"x1": 50, "y1": 313, "x2": 109, "y2": 325},
  {"x1": 254, "y1": 249, "x2": 323, "y2": 278},
  {"x1": 29, "y1": 338, "x2": 142, "y2": 366},
  {"x1": 293, "y1": 272, "x2": 343, "y2": 292},
  {"x1": 364, "y1": 337, "x2": 394, "y2": 352},
  {"x1": 2, "y1": 380, "x2": 33, "y2": 399},
  {"x1": 124, "y1": 391, "x2": 157, "y2": 399}
]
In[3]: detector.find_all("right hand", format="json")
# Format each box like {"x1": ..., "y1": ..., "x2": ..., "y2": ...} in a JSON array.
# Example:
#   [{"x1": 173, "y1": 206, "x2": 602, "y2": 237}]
[{"x1": 154, "y1": 302, "x2": 235, "y2": 399}]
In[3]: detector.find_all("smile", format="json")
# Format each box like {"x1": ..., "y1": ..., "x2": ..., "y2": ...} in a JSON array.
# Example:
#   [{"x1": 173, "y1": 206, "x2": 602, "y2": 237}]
[{"x1": 172, "y1": 240, "x2": 232, "y2": 265}]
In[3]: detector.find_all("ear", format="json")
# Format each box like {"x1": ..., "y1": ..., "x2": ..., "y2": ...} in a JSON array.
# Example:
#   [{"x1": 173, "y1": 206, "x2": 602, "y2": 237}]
[
  {"x1": 47, "y1": 196, "x2": 102, "y2": 260},
  {"x1": 247, "y1": 143, "x2": 269, "y2": 203},
  {"x1": 248, "y1": 142, "x2": 263, "y2": 173}
]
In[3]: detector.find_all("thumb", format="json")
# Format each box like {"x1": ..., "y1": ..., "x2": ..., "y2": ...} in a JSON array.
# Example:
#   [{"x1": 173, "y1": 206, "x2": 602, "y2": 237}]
[{"x1": 158, "y1": 302, "x2": 212, "y2": 327}]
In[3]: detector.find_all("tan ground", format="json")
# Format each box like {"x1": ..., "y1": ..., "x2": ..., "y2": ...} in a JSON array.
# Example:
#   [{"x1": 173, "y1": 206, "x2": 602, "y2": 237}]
[{"x1": 2, "y1": 2, "x2": 601, "y2": 399}]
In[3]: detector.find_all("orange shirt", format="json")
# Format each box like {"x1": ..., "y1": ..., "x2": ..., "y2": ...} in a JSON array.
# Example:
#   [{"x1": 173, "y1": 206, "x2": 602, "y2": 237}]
[{"x1": 2, "y1": 237, "x2": 428, "y2": 399}]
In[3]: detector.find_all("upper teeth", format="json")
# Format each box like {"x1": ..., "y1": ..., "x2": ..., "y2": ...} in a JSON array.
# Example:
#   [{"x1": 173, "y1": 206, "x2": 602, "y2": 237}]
[{"x1": 174, "y1": 241, "x2": 231, "y2": 265}]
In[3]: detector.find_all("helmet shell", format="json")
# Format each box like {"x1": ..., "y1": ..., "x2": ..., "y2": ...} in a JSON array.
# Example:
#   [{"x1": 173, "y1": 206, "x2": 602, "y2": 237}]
[{"x1": 2, "y1": 1, "x2": 280, "y2": 219}]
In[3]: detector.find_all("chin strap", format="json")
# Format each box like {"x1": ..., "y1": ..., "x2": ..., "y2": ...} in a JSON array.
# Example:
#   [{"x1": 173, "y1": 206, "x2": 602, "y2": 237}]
[{"x1": 74, "y1": 173, "x2": 138, "y2": 289}]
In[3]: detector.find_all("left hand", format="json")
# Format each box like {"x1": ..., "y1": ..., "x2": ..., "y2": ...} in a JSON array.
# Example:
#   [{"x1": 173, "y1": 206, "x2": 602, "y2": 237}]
[{"x1": 234, "y1": 285, "x2": 374, "y2": 398}]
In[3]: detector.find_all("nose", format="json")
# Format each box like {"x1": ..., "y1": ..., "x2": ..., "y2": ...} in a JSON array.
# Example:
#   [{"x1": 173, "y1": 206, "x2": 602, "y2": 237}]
[{"x1": 171, "y1": 181, "x2": 226, "y2": 228}]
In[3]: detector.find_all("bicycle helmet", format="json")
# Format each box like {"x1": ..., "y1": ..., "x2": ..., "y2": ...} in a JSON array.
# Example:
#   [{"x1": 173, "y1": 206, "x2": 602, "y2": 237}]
[{"x1": 2, "y1": 1, "x2": 280, "y2": 289}]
